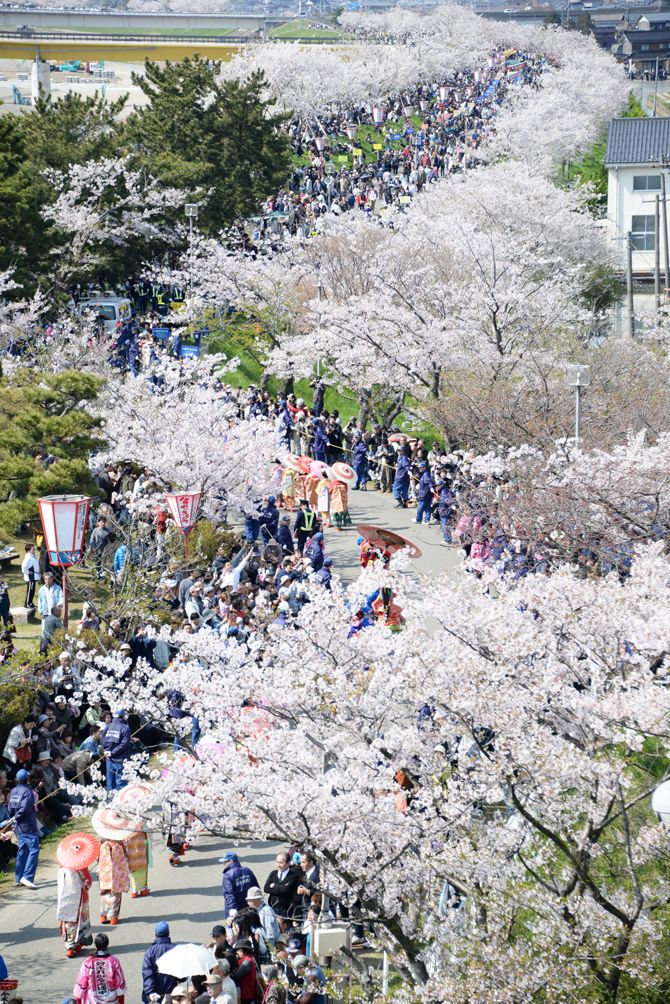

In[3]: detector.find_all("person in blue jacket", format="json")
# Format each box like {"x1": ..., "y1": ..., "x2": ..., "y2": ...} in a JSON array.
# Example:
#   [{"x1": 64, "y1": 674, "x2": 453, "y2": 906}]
[
  {"x1": 277, "y1": 515, "x2": 295, "y2": 556},
  {"x1": 101, "y1": 709, "x2": 132, "y2": 792},
  {"x1": 414, "y1": 461, "x2": 435, "y2": 525},
  {"x1": 304, "y1": 532, "x2": 325, "y2": 572},
  {"x1": 221, "y1": 851, "x2": 259, "y2": 917},
  {"x1": 312, "y1": 419, "x2": 328, "y2": 463},
  {"x1": 259, "y1": 497, "x2": 280, "y2": 544},
  {"x1": 141, "y1": 921, "x2": 178, "y2": 1003},
  {"x1": 351, "y1": 434, "x2": 368, "y2": 491},
  {"x1": 393, "y1": 447, "x2": 411, "y2": 508},
  {"x1": 8, "y1": 768, "x2": 40, "y2": 888}
]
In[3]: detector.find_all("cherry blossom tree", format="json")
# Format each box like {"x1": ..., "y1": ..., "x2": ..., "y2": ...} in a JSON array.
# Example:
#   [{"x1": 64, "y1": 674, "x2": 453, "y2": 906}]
[
  {"x1": 74, "y1": 541, "x2": 670, "y2": 1003},
  {"x1": 90, "y1": 356, "x2": 283, "y2": 517},
  {"x1": 264, "y1": 163, "x2": 613, "y2": 428},
  {"x1": 42, "y1": 156, "x2": 186, "y2": 285}
]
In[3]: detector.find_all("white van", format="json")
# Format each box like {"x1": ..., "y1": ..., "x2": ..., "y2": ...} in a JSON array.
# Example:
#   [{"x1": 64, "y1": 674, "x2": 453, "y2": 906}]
[{"x1": 78, "y1": 296, "x2": 133, "y2": 335}]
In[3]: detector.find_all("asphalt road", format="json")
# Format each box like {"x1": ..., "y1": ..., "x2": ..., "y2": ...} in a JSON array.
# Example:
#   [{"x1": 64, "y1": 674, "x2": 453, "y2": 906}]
[
  {"x1": 316, "y1": 483, "x2": 462, "y2": 583},
  {"x1": 0, "y1": 835, "x2": 281, "y2": 1002},
  {"x1": 0, "y1": 485, "x2": 459, "y2": 1000}
]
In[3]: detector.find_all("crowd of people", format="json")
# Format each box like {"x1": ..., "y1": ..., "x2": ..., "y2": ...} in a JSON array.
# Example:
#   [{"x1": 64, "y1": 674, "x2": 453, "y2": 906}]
[
  {"x1": 60, "y1": 866, "x2": 331, "y2": 1004},
  {"x1": 255, "y1": 51, "x2": 544, "y2": 240}
]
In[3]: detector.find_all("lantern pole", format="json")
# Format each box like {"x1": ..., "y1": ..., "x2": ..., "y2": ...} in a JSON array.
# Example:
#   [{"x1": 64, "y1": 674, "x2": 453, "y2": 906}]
[{"x1": 62, "y1": 569, "x2": 69, "y2": 629}]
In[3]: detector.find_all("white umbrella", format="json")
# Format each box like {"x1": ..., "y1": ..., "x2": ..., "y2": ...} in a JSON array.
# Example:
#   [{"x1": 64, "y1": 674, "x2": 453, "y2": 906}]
[{"x1": 157, "y1": 943, "x2": 217, "y2": 979}]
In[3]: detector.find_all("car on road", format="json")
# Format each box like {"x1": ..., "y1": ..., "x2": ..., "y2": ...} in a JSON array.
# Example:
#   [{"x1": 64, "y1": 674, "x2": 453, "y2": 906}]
[{"x1": 77, "y1": 295, "x2": 133, "y2": 335}]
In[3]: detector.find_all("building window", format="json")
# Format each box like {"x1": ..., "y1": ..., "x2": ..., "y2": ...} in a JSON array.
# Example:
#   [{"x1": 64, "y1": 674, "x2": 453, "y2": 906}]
[
  {"x1": 631, "y1": 214, "x2": 656, "y2": 251},
  {"x1": 640, "y1": 43, "x2": 650, "y2": 50},
  {"x1": 633, "y1": 174, "x2": 662, "y2": 191}
]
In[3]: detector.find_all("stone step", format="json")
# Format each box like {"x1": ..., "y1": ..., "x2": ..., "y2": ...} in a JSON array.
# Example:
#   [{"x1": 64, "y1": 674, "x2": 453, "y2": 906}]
[{"x1": 10, "y1": 605, "x2": 36, "y2": 625}]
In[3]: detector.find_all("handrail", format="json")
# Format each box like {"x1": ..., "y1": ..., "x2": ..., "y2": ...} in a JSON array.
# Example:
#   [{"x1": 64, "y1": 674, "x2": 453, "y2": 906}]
[{"x1": 0, "y1": 29, "x2": 251, "y2": 42}]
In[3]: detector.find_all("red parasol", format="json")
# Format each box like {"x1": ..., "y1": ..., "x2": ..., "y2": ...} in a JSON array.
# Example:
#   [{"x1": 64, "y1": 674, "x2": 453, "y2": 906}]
[
  {"x1": 332, "y1": 462, "x2": 356, "y2": 484},
  {"x1": 297, "y1": 456, "x2": 312, "y2": 474},
  {"x1": 356, "y1": 524, "x2": 422, "y2": 558},
  {"x1": 56, "y1": 831, "x2": 100, "y2": 870},
  {"x1": 284, "y1": 454, "x2": 303, "y2": 472},
  {"x1": 388, "y1": 433, "x2": 408, "y2": 444}
]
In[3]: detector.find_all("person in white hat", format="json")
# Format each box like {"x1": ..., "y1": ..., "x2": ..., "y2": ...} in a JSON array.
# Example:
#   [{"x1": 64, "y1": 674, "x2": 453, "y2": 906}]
[{"x1": 245, "y1": 885, "x2": 280, "y2": 951}]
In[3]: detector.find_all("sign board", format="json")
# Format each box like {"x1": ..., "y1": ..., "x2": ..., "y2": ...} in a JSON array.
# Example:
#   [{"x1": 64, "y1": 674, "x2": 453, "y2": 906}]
[
  {"x1": 152, "y1": 326, "x2": 170, "y2": 341},
  {"x1": 373, "y1": 143, "x2": 382, "y2": 150},
  {"x1": 352, "y1": 147, "x2": 363, "y2": 156},
  {"x1": 179, "y1": 344, "x2": 200, "y2": 359}
]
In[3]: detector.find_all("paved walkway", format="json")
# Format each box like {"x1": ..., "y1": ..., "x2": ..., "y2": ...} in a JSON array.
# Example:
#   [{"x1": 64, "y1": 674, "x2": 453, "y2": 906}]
[
  {"x1": 317, "y1": 484, "x2": 462, "y2": 583},
  {"x1": 0, "y1": 485, "x2": 459, "y2": 999},
  {"x1": 0, "y1": 835, "x2": 280, "y2": 1002}
]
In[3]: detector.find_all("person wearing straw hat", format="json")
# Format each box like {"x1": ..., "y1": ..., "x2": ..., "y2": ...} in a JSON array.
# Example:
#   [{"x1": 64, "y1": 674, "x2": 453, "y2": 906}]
[{"x1": 98, "y1": 837, "x2": 130, "y2": 926}]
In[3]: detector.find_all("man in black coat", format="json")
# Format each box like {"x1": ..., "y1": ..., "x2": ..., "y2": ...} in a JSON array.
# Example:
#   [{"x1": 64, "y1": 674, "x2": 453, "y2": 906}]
[{"x1": 263, "y1": 851, "x2": 301, "y2": 919}]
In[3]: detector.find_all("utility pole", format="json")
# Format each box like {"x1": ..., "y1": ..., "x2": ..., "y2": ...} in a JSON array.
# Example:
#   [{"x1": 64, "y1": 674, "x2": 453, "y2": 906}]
[
  {"x1": 653, "y1": 56, "x2": 660, "y2": 116},
  {"x1": 655, "y1": 193, "x2": 661, "y2": 308},
  {"x1": 316, "y1": 261, "x2": 323, "y2": 380},
  {"x1": 662, "y1": 171, "x2": 670, "y2": 297},
  {"x1": 626, "y1": 230, "x2": 635, "y2": 339}
]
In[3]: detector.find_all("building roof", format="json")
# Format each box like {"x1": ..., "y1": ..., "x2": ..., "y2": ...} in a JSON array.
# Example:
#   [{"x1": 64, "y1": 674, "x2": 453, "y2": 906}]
[{"x1": 605, "y1": 116, "x2": 670, "y2": 166}]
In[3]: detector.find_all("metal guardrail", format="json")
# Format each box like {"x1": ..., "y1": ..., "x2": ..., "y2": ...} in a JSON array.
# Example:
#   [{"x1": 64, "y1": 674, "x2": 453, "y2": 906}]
[{"x1": 0, "y1": 29, "x2": 251, "y2": 42}]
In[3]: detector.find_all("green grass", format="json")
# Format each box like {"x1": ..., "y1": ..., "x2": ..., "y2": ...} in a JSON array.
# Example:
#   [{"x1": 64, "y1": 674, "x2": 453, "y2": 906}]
[
  {"x1": 268, "y1": 21, "x2": 345, "y2": 39},
  {"x1": 204, "y1": 314, "x2": 443, "y2": 443},
  {"x1": 51, "y1": 25, "x2": 238, "y2": 36},
  {"x1": 292, "y1": 112, "x2": 425, "y2": 169}
]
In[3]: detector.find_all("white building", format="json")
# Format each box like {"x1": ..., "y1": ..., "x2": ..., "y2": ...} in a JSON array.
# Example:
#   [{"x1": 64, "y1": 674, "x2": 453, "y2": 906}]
[{"x1": 605, "y1": 116, "x2": 670, "y2": 276}]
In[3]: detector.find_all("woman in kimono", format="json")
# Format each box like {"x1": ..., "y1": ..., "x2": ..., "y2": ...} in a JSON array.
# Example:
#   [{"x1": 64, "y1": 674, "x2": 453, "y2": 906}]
[
  {"x1": 329, "y1": 479, "x2": 352, "y2": 531},
  {"x1": 73, "y1": 932, "x2": 126, "y2": 1004},
  {"x1": 57, "y1": 864, "x2": 93, "y2": 957},
  {"x1": 98, "y1": 839, "x2": 129, "y2": 925},
  {"x1": 315, "y1": 476, "x2": 331, "y2": 528},
  {"x1": 124, "y1": 829, "x2": 150, "y2": 899}
]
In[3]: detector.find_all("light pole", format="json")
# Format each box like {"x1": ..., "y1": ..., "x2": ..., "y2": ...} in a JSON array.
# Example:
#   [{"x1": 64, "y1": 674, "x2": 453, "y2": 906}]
[
  {"x1": 316, "y1": 261, "x2": 323, "y2": 380},
  {"x1": 185, "y1": 203, "x2": 199, "y2": 300},
  {"x1": 37, "y1": 494, "x2": 90, "y2": 628},
  {"x1": 565, "y1": 364, "x2": 591, "y2": 444}
]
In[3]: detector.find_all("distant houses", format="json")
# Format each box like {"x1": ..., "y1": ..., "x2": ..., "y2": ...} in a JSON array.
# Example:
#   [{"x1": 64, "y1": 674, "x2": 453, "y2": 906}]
[{"x1": 591, "y1": 10, "x2": 670, "y2": 72}]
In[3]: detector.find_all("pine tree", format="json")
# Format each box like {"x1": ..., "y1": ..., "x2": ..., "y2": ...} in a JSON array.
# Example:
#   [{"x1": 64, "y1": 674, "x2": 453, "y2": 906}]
[
  {"x1": 0, "y1": 370, "x2": 104, "y2": 536},
  {"x1": 125, "y1": 57, "x2": 291, "y2": 231}
]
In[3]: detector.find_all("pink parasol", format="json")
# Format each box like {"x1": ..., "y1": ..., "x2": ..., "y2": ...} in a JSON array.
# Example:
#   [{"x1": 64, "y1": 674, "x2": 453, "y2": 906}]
[
  {"x1": 284, "y1": 454, "x2": 303, "y2": 472},
  {"x1": 332, "y1": 462, "x2": 356, "y2": 484},
  {"x1": 310, "y1": 460, "x2": 329, "y2": 478},
  {"x1": 91, "y1": 807, "x2": 143, "y2": 842}
]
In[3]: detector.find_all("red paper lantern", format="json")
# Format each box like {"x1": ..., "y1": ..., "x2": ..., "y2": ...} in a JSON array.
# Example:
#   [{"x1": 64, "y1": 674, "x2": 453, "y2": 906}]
[
  {"x1": 165, "y1": 491, "x2": 202, "y2": 559},
  {"x1": 37, "y1": 495, "x2": 90, "y2": 568}
]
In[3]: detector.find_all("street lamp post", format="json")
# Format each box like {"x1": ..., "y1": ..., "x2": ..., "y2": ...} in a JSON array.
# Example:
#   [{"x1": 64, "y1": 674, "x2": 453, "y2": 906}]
[
  {"x1": 315, "y1": 261, "x2": 323, "y2": 380},
  {"x1": 565, "y1": 364, "x2": 591, "y2": 444},
  {"x1": 185, "y1": 203, "x2": 199, "y2": 300},
  {"x1": 37, "y1": 494, "x2": 91, "y2": 628}
]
